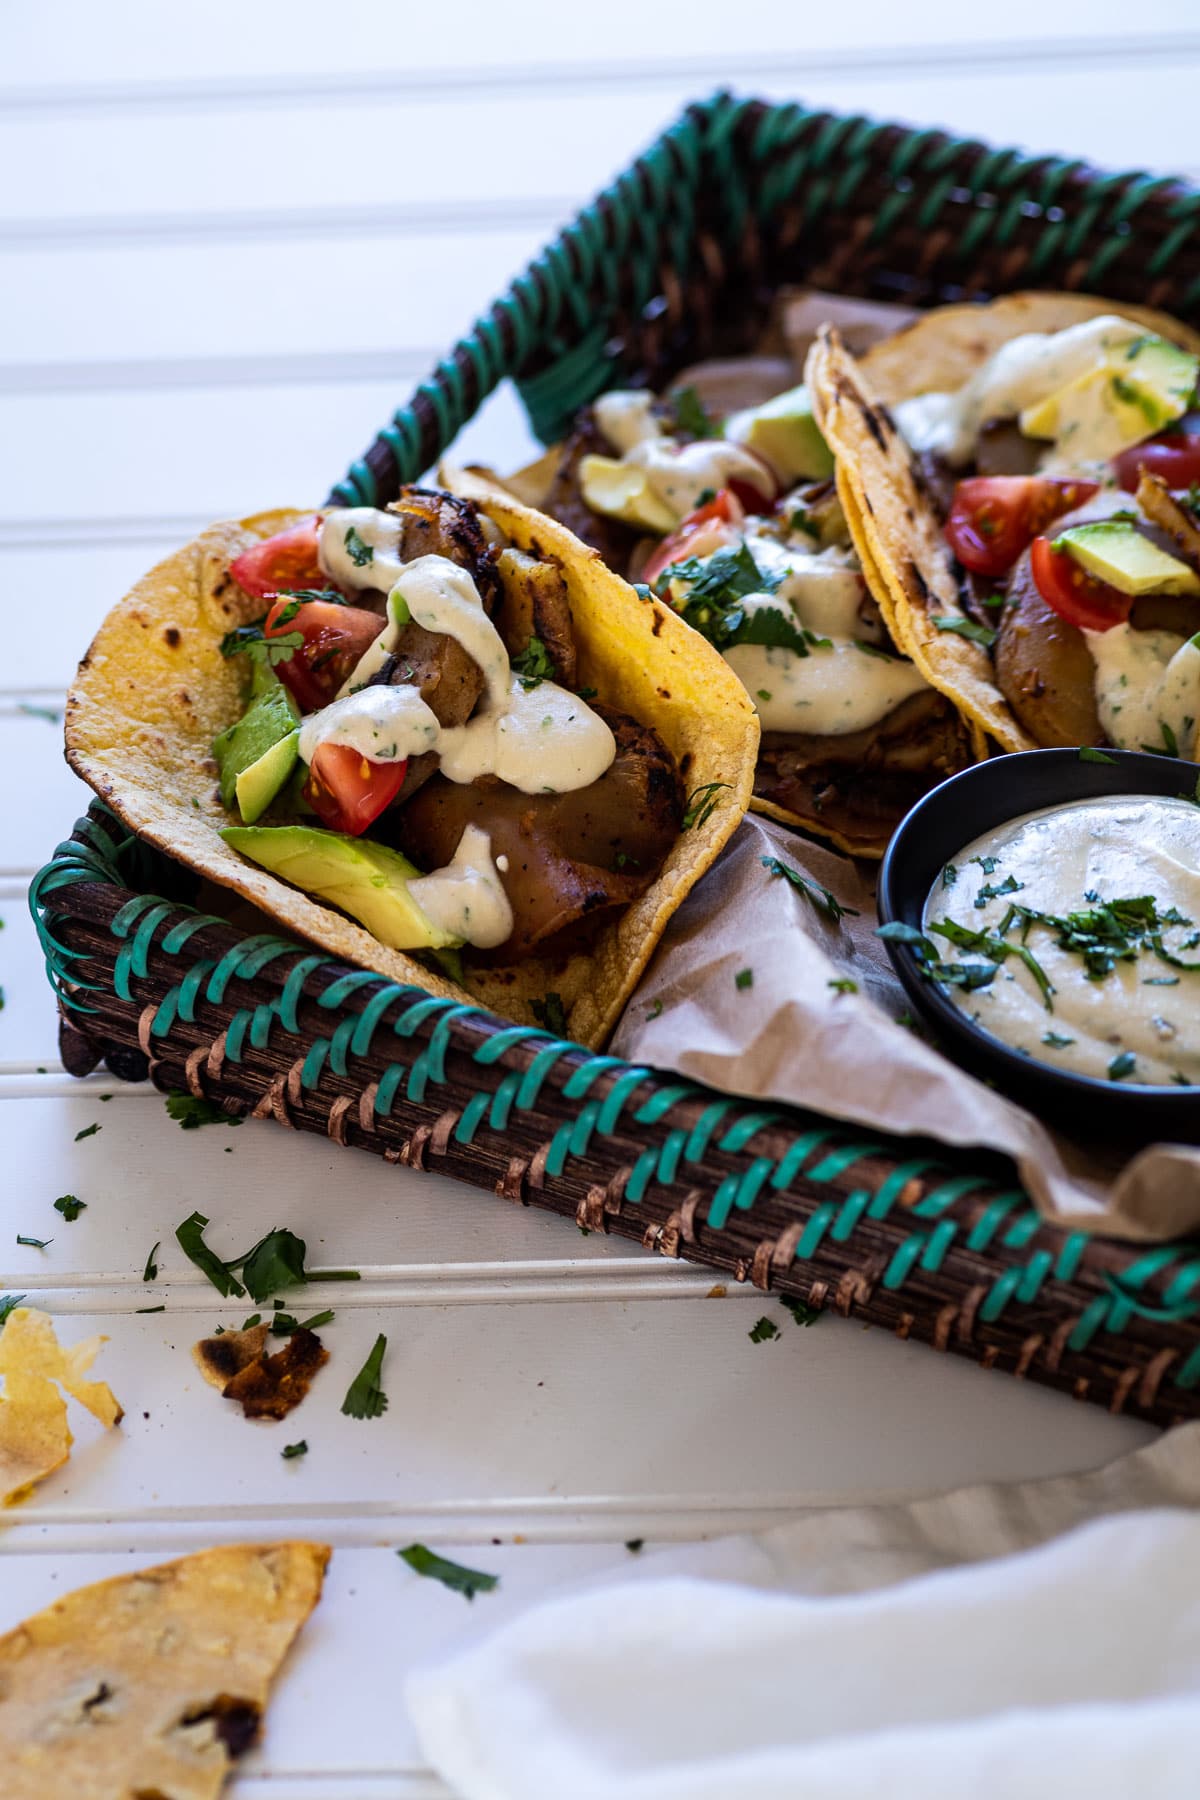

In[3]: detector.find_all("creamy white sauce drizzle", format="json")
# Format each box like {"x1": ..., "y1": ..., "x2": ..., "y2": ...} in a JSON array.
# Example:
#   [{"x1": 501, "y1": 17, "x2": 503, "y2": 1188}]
[
  {"x1": 894, "y1": 315, "x2": 1145, "y2": 467},
  {"x1": 588, "y1": 389, "x2": 774, "y2": 523},
  {"x1": 407, "y1": 824, "x2": 514, "y2": 949},
  {"x1": 924, "y1": 795, "x2": 1200, "y2": 1086},
  {"x1": 594, "y1": 390, "x2": 661, "y2": 453},
  {"x1": 1085, "y1": 626, "x2": 1200, "y2": 758},
  {"x1": 298, "y1": 684, "x2": 440, "y2": 766}
]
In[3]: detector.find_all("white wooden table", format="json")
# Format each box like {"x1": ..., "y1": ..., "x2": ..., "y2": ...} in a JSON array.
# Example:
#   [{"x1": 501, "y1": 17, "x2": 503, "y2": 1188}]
[{"x1": 2, "y1": 6, "x2": 1195, "y2": 1791}]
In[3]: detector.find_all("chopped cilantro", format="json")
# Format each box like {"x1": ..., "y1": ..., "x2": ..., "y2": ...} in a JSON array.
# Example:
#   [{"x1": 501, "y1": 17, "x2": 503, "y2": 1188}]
[
  {"x1": 735, "y1": 967, "x2": 753, "y2": 990},
  {"x1": 577, "y1": 686, "x2": 598, "y2": 700},
  {"x1": 625, "y1": 1538, "x2": 645, "y2": 1554},
  {"x1": 343, "y1": 524, "x2": 374, "y2": 566},
  {"x1": 1042, "y1": 1031, "x2": 1076, "y2": 1049},
  {"x1": 1140, "y1": 720, "x2": 1180, "y2": 758},
  {"x1": 17, "y1": 1236, "x2": 50, "y2": 1250},
  {"x1": 975, "y1": 874, "x2": 1024, "y2": 908},
  {"x1": 74, "y1": 1122, "x2": 101, "y2": 1141},
  {"x1": 931, "y1": 615, "x2": 996, "y2": 647},
  {"x1": 748, "y1": 1316, "x2": 780, "y2": 1343},
  {"x1": 645, "y1": 998, "x2": 664, "y2": 1021},
  {"x1": 761, "y1": 856, "x2": 858, "y2": 923},
  {"x1": 969, "y1": 854, "x2": 1000, "y2": 875},
  {"x1": 1079, "y1": 746, "x2": 1116, "y2": 763},
  {"x1": 0, "y1": 1295, "x2": 26, "y2": 1327},
  {"x1": 827, "y1": 977, "x2": 858, "y2": 995},
  {"x1": 656, "y1": 543, "x2": 811, "y2": 657},
  {"x1": 165, "y1": 1092, "x2": 242, "y2": 1131},
  {"x1": 1108, "y1": 1050, "x2": 1137, "y2": 1082},
  {"x1": 1145, "y1": 975, "x2": 1180, "y2": 986},
  {"x1": 942, "y1": 862, "x2": 958, "y2": 889},
  {"x1": 271, "y1": 1307, "x2": 335, "y2": 1337},
  {"x1": 53, "y1": 1195, "x2": 86, "y2": 1221},
  {"x1": 218, "y1": 619, "x2": 303, "y2": 668},
  {"x1": 789, "y1": 506, "x2": 819, "y2": 540},
  {"x1": 175, "y1": 1212, "x2": 245, "y2": 1299},
  {"x1": 531, "y1": 992, "x2": 569, "y2": 1037},
  {"x1": 683, "y1": 781, "x2": 728, "y2": 829},
  {"x1": 282, "y1": 1441, "x2": 308, "y2": 1460},
  {"x1": 18, "y1": 702, "x2": 62, "y2": 724},
  {"x1": 781, "y1": 1296, "x2": 821, "y2": 1327},
  {"x1": 668, "y1": 384, "x2": 718, "y2": 439},
  {"x1": 511, "y1": 635, "x2": 554, "y2": 690},
  {"x1": 135, "y1": 1305, "x2": 165, "y2": 1314},
  {"x1": 342, "y1": 1334, "x2": 389, "y2": 1420},
  {"x1": 397, "y1": 1544, "x2": 498, "y2": 1599},
  {"x1": 143, "y1": 1241, "x2": 160, "y2": 1283}
]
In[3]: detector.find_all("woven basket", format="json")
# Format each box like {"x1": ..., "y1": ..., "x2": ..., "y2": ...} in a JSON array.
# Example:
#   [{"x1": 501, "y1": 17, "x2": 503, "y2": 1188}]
[{"x1": 36, "y1": 93, "x2": 1200, "y2": 1427}]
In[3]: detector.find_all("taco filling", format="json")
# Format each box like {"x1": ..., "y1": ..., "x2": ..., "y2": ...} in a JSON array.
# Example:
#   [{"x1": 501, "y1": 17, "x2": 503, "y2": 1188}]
[
  {"x1": 521, "y1": 378, "x2": 974, "y2": 855},
  {"x1": 813, "y1": 297, "x2": 1200, "y2": 760},
  {"x1": 65, "y1": 486, "x2": 757, "y2": 1047}
]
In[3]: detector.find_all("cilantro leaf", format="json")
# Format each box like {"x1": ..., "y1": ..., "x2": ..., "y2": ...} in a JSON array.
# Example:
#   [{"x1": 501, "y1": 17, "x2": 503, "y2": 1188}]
[
  {"x1": 511, "y1": 635, "x2": 555, "y2": 691},
  {"x1": 175, "y1": 1212, "x2": 245, "y2": 1299},
  {"x1": 749, "y1": 1316, "x2": 780, "y2": 1343},
  {"x1": 165, "y1": 1092, "x2": 242, "y2": 1131},
  {"x1": 735, "y1": 968, "x2": 753, "y2": 990},
  {"x1": 531, "y1": 992, "x2": 568, "y2": 1037},
  {"x1": 683, "y1": 781, "x2": 728, "y2": 829},
  {"x1": 282, "y1": 1441, "x2": 308, "y2": 1460},
  {"x1": 143, "y1": 1241, "x2": 160, "y2": 1283},
  {"x1": 343, "y1": 524, "x2": 374, "y2": 566},
  {"x1": 762, "y1": 856, "x2": 859, "y2": 922},
  {"x1": 781, "y1": 1296, "x2": 822, "y2": 1327},
  {"x1": 1108, "y1": 1050, "x2": 1137, "y2": 1082},
  {"x1": 625, "y1": 1538, "x2": 645, "y2": 1553},
  {"x1": 827, "y1": 977, "x2": 858, "y2": 995},
  {"x1": 53, "y1": 1195, "x2": 86, "y2": 1222},
  {"x1": 667, "y1": 384, "x2": 718, "y2": 439},
  {"x1": 0, "y1": 1295, "x2": 26, "y2": 1328},
  {"x1": 931, "y1": 615, "x2": 996, "y2": 647},
  {"x1": 397, "y1": 1544, "x2": 498, "y2": 1600},
  {"x1": 1079, "y1": 746, "x2": 1116, "y2": 763},
  {"x1": 74, "y1": 1122, "x2": 101, "y2": 1141},
  {"x1": 271, "y1": 1307, "x2": 335, "y2": 1336},
  {"x1": 218, "y1": 619, "x2": 304, "y2": 668},
  {"x1": 342, "y1": 1334, "x2": 388, "y2": 1419},
  {"x1": 17, "y1": 1236, "x2": 51, "y2": 1250}
]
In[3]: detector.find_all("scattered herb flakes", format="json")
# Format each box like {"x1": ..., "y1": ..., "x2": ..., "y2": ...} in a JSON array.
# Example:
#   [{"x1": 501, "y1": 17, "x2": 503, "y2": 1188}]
[
  {"x1": 735, "y1": 967, "x2": 753, "y2": 990},
  {"x1": 53, "y1": 1196, "x2": 86, "y2": 1222},
  {"x1": 18, "y1": 701, "x2": 62, "y2": 724},
  {"x1": 343, "y1": 523, "x2": 374, "y2": 566},
  {"x1": 781, "y1": 1296, "x2": 822, "y2": 1327},
  {"x1": 282, "y1": 1441, "x2": 308, "y2": 1461},
  {"x1": 942, "y1": 862, "x2": 958, "y2": 889},
  {"x1": 238, "y1": 1230, "x2": 310, "y2": 1304},
  {"x1": 165, "y1": 1092, "x2": 242, "y2": 1131},
  {"x1": 931, "y1": 615, "x2": 996, "y2": 647},
  {"x1": 1145, "y1": 975, "x2": 1181, "y2": 986},
  {"x1": 271, "y1": 1308, "x2": 335, "y2": 1337},
  {"x1": 397, "y1": 1544, "x2": 498, "y2": 1600},
  {"x1": 668, "y1": 383, "x2": 718, "y2": 439},
  {"x1": 969, "y1": 854, "x2": 1000, "y2": 875},
  {"x1": 645, "y1": 999, "x2": 664, "y2": 1021},
  {"x1": 143, "y1": 1241, "x2": 160, "y2": 1283},
  {"x1": 218, "y1": 620, "x2": 303, "y2": 668},
  {"x1": 135, "y1": 1305, "x2": 165, "y2": 1314},
  {"x1": 74, "y1": 1123, "x2": 101, "y2": 1142},
  {"x1": 176, "y1": 1212, "x2": 245, "y2": 1299},
  {"x1": 511, "y1": 634, "x2": 554, "y2": 691},
  {"x1": 16, "y1": 1236, "x2": 51, "y2": 1250},
  {"x1": 762, "y1": 856, "x2": 858, "y2": 923},
  {"x1": 748, "y1": 1316, "x2": 780, "y2": 1343},
  {"x1": 827, "y1": 977, "x2": 858, "y2": 995},
  {"x1": 1108, "y1": 1050, "x2": 1137, "y2": 1082},
  {"x1": 1079, "y1": 746, "x2": 1116, "y2": 764},
  {"x1": 531, "y1": 992, "x2": 569, "y2": 1037},
  {"x1": 975, "y1": 873, "x2": 1025, "y2": 908},
  {"x1": 624, "y1": 1539, "x2": 645, "y2": 1554},
  {"x1": 682, "y1": 781, "x2": 728, "y2": 830},
  {"x1": 342, "y1": 1334, "x2": 389, "y2": 1420},
  {"x1": 0, "y1": 1295, "x2": 26, "y2": 1328},
  {"x1": 1042, "y1": 1032, "x2": 1076, "y2": 1049}
]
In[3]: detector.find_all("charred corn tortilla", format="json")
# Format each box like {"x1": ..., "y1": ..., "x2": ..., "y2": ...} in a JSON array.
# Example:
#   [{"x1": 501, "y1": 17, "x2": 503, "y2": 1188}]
[
  {"x1": 808, "y1": 295, "x2": 1200, "y2": 752},
  {"x1": 66, "y1": 493, "x2": 758, "y2": 1049},
  {"x1": 0, "y1": 1542, "x2": 327, "y2": 1800}
]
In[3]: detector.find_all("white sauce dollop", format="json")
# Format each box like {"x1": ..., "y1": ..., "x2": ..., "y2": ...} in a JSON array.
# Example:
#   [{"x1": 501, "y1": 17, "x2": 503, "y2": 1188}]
[
  {"x1": 407, "y1": 823, "x2": 514, "y2": 950},
  {"x1": 923, "y1": 794, "x2": 1200, "y2": 1086},
  {"x1": 1085, "y1": 626, "x2": 1200, "y2": 759}
]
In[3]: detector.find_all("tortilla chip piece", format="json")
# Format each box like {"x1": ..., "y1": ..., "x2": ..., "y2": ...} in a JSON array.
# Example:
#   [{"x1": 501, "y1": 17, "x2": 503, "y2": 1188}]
[
  {"x1": 193, "y1": 1323, "x2": 328, "y2": 1422},
  {"x1": 0, "y1": 1307, "x2": 122, "y2": 1505},
  {"x1": 807, "y1": 328, "x2": 1036, "y2": 753},
  {"x1": 67, "y1": 494, "x2": 758, "y2": 1050},
  {"x1": 0, "y1": 1542, "x2": 328, "y2": 1800}
]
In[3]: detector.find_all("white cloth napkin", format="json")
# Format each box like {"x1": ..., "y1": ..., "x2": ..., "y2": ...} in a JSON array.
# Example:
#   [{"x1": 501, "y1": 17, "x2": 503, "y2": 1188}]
[{"x1": 408, "y1": 1424, "x2": 1200, "y2": 1799}]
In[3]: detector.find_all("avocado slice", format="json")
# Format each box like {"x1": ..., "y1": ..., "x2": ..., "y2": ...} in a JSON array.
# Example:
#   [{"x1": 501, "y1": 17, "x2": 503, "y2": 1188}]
[
  {"x1": 213, "y1": 675, "x2": 300, "y2": 813},
  {"x1": 1021, "y1": 333, "x2": 1198, "y2": 457},
  {"x1": 221, "y1": 825, "x2": 461, "y2": 951},
  {"x1": 1055, "y1": 519, "x2": 1200, "y2": 598},
  {"x1": 724, "y1": 384, "x2": 835, "y2": 484},
  {"x1": 577, "y1": 454, "x2": 679, "y2": 534},
  {"x1": 235, "y1": 730, "x2": 299, "y2": 824}
]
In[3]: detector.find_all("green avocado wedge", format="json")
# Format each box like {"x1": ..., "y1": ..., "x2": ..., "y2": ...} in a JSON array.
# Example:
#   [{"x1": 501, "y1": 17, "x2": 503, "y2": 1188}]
[
  {"x1": 213, "y1": 674, "x2": 300, "y2": 817},
  {"x1": 220, "y1": 824, "x2": 461, "y2": 951},
  {"x1": 724, "y1": 384, "x2": 835, "y2": 484}
]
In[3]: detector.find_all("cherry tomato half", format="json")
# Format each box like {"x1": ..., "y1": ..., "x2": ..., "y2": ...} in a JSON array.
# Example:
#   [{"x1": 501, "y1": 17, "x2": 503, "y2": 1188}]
[
  {"x1": 1114, "y1": 434, "x2": 1200, "y2": 495},
  {"x1": 264, "y1": 597, "x2": 385, "y2": 713},
  {"x1": 303, "y1": 743, "x2": 408, "y2": 837},
  {"x1": 230, "y1": 517, "x2": 326, "y2": 601},
  {"x1": 945, "y1": 477, "x2": 1100, "y2": 578},
  {"x1": 642, "y1": 489, "x2": 745, "y2": 586},
  {"x1": 1029, "y1": 535, "x2": 1133, "y2": 633}
]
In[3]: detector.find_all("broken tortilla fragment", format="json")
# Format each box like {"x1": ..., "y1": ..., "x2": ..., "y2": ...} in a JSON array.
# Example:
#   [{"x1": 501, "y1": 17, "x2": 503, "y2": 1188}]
[
  {"x1": 0, "y1": 1541, "x2": 329, "y2": 1800},
  {"x1": 193, "y1": 1321, "x2": 328, "y2": 1421},
  {"x1": 0, "y1": 1306, "x2": 122, "y2": 1506}
]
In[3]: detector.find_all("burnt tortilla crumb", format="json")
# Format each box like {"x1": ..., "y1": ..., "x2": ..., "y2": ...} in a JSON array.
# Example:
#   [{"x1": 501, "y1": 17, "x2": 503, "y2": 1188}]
[
  {"x1": 192, "y1": 1323, "x2": 328, "y2": 1422},
  {"x1": 178, "y1": 1694, "x2": 262, "y2": 1758}
]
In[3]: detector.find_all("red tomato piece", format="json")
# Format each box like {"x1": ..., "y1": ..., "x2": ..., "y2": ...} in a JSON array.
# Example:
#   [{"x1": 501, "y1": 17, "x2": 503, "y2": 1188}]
[
  {"x1": 1030, "y1": 535, "x2": 1133, "y2": 633},
  {"x1": 230, "y1": 517, "x2": 326, "y2": 601},
  {"x1": 303, "y1": 743, "x2": 408, "y2": 837},
  {"x1": 945, "y1": 477, "x2": 1100, "y2": 578},
  {"x1": 642, "y1": 489, "x2": 745, "y2": 585},
  {"x1": 264, "y1": 598, "x2": 385, "y2": 713},
  {"x1": 1114, "y1": 433, "x2": 1200, "y2": 494}
]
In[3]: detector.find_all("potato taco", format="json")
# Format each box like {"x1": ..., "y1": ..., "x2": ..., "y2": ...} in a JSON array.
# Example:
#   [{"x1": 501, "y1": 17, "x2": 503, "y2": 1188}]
[
  {"x1": 808, "y1": 294, "x2": 1200, "y2": 759},
  {"x1": 452, "y1": 366, "x2": 978, "y2": 856},
  {"x1": 66, "y1": 486, "x2": 758, "y2": 1048}
]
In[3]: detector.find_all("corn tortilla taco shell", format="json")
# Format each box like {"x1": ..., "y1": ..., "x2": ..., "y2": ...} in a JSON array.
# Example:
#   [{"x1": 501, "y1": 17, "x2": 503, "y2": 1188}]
[
  {"x1": 0, "y1": 1306, "x2": 122, "y2": 1506},
  {"x1": 66, "y1": 494, "x2": 758, "y2": 1049},
  {"x1": 0, "y1": 1542, "x2": 328, "y2": 1800},
  {"x1": 807, "y1": 295, "x2": 1200, "y2": 752}
]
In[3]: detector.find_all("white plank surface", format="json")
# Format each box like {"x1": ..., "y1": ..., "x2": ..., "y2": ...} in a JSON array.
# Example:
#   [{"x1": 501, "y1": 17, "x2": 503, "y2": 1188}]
[{"x1": 0, "y1": 4, "x2": 1188, "y2": 1790}]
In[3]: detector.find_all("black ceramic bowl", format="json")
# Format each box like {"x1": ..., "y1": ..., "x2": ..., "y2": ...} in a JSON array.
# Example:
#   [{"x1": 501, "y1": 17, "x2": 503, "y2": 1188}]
[{"x1": 877, "y1": 748, "x2": 1200, "y2": 1144}]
